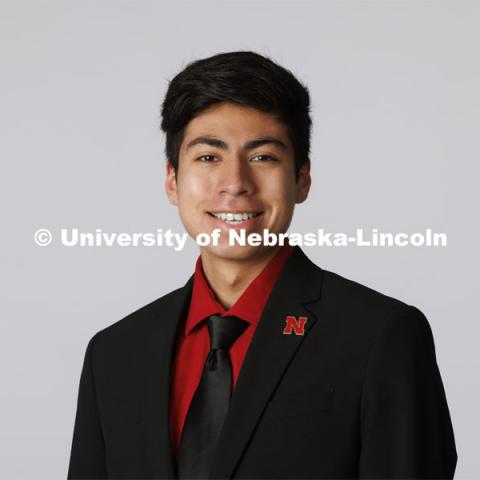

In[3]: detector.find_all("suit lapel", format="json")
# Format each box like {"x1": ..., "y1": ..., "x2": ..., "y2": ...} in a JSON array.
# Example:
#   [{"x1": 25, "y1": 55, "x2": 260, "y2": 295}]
[
  {"x1": 210, "y1": 246, "x2": 325, "y2": 479},
  {"x1": 136, "y1": 275, "x2": 194, "y2": 478}
]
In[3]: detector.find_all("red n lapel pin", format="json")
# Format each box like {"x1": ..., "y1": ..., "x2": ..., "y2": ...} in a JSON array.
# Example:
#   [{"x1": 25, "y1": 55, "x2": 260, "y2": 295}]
[{"x1": 282, "y1": 315, "x2": 308, "y2": 335}]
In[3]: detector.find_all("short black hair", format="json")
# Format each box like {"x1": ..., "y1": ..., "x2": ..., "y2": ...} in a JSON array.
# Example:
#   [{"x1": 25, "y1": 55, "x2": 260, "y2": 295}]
[{"x1": 160, "y1": 51, "x2": 312, "y2": 181}]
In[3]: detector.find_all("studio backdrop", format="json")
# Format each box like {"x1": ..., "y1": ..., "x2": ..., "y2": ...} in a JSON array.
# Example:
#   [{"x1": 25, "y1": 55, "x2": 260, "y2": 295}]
[{"x1": 0, "y1": 1, "x2": 478, "y2": 479}]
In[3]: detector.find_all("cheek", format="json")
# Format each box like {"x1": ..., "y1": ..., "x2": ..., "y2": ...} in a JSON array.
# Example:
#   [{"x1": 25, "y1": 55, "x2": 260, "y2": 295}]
[
  {"x1": 176, "y1": 173, "x2": 208, "y2": 209},
  {"x1": 262, "y1": 175, "x2": 296, "y2": 210}
]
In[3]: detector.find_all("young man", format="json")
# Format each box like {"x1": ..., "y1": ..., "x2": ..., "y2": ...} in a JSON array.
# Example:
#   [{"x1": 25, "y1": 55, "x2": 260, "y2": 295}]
[{"x1": 68, "y1": 51, "x2": 457, "y2": 479}]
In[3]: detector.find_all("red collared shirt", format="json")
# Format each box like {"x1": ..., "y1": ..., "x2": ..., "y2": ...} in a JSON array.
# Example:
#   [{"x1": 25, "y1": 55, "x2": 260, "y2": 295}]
[{"x1": 169, "y1": 244, "x2": 294, "y2": 459}]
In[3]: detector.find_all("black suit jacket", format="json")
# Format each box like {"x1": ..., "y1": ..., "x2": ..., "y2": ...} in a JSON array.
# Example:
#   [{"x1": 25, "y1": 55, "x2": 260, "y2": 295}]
[{"x1": 68, "y1": 246, "x2": 457, "y2": 479}]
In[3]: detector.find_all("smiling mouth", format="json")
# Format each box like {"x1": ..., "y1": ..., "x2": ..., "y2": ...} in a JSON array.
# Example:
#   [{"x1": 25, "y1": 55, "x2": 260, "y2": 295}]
[{"x1": 207, "y1": 211, "x2": 263, "y2": 225}]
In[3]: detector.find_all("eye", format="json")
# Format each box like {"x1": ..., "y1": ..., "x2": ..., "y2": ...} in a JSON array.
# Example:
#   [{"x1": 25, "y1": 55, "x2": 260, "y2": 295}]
[
  {"x1": 197, "y1": 155, "x2": 217, "y2": 162},
  {"x1": 251, "y1": 154, "x2": 277, "y2": 162}
]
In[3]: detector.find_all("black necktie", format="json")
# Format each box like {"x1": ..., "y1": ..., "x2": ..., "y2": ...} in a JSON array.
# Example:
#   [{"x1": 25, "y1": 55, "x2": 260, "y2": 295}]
[{"x1": 177, "y1": 314, "x2": 248, "y2": 479}]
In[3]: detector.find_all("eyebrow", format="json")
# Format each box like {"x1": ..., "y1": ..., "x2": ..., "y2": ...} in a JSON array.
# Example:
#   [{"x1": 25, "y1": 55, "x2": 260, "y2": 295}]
[{"x1": 184, "y1": 136, "x2": 288, "y2": 152}]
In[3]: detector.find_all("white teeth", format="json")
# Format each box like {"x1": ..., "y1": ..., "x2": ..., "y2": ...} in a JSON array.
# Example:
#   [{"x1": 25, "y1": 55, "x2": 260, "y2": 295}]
[{"x1": 210, "y1": 212, "x2": 259, "y2": 223}]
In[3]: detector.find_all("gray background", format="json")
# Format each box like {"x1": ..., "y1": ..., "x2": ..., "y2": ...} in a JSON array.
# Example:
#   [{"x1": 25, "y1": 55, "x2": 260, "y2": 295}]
[{"x1": 1, "y1": 1, "x2": 478, "y2": 478}]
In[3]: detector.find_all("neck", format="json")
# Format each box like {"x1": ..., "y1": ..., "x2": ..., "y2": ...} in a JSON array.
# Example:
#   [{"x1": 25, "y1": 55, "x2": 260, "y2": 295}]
[{"x1": 200, "y1": 246, "x2": 282, "y2": 309}]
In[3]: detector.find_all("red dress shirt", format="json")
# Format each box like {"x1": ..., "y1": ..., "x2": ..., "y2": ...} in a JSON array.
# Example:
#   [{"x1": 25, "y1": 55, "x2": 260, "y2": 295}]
[{"x1": 169, "y1": 244, "x2": 294, "y2": 459}]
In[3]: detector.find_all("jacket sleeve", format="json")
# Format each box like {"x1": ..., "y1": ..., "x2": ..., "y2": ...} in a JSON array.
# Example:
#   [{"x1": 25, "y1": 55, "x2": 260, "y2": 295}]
[
  {"x1": 359, "y1": 306, "x2": 457, "y2": 479},
  {"x1": 67, "y1": 334, "x2": 107, "y2": 479}
]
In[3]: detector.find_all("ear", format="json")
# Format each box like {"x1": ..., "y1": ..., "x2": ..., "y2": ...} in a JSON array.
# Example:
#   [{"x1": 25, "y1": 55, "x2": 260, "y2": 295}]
[
  {"x1": 165, "y1": 162, "x2": 178, "y2": 206},
  {"x1": 295, "y1": 160, "x2": 311, "y2": 204}
]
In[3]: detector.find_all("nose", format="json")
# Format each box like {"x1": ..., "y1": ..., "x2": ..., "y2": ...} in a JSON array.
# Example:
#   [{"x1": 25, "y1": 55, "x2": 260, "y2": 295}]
[{"x1": 218, "y1": 155, "x2": 256, "y2": 196}]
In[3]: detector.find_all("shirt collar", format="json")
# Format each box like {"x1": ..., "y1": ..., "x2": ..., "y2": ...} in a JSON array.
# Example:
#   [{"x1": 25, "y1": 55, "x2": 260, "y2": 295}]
[{"x1": 185, "y1": 244, "x2": 294, "y2": 336}]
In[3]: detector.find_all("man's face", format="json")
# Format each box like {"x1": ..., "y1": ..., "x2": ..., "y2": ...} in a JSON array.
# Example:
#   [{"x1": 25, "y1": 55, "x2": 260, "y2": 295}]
[{"x1": 166, "y1": 102, "x2": 311, "y2": 262}]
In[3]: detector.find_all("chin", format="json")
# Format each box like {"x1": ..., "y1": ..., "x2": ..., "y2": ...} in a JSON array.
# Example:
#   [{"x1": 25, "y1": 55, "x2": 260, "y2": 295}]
[{"x1": 204, "y1": 244, "x2": 271, "y2": 262}]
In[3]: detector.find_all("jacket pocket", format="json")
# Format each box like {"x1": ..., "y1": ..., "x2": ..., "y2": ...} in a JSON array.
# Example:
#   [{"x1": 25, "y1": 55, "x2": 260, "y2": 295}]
[{"x1": 261, "y1": 383, "x2": 334, "y2": 422}]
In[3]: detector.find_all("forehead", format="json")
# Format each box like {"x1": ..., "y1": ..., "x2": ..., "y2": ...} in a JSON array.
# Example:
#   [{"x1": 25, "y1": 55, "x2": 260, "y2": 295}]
[{"x1": 182, "y1": 102, "x2": 291, "y2": 147}]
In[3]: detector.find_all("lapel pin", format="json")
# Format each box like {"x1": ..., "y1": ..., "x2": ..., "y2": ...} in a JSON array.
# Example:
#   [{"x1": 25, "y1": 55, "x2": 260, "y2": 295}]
[{"x1": 282, "y1": 315, "x2": 308, "y2": 336}]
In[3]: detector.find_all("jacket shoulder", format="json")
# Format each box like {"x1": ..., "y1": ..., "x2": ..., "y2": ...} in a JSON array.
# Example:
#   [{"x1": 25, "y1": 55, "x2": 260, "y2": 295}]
[
  {"x1": 89, "y1": 284, "x2": 188, "y2": 348},
  {"x1": 313, "y1": 268, "x2": 434, "y2": 356},
  {"x1": 320, "y1": 268, "x2": 424, "y2": 329},
  {"x1": 324, "y1": 269, "x2": 408, "y2": 308}
]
